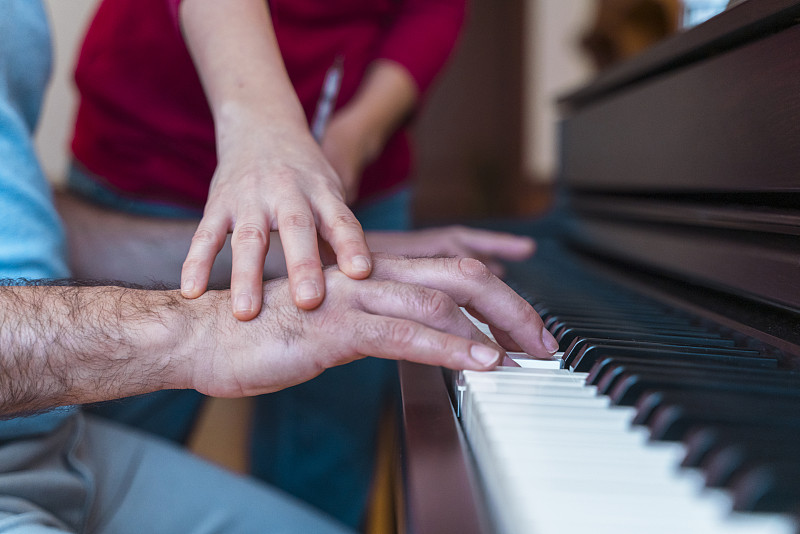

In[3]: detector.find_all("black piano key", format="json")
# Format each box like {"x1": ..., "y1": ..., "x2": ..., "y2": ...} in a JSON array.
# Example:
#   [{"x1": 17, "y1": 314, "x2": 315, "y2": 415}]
[
  {"x1": 704, "y1": 440, "x2": 798, "y2": 488},
  {"x1": 534, "y1": 303, "x2": 682, "y2": 322},
  {"x1": 556, "y1": 327, "x2": 737, "y2": 354},
  {"x1": 682, "y1": 426, "x2": 800, "y2": 468},
  {"x1": 594, "y1": 362, "x2": 758, "y2": 399},
  {"x1": 598, "y1": 364, "x2": 800, "y2": 406},
  {"x1": 551, "y1": 322, "x2": 713, "y2": 343},
  {"x1": 506, "y1": 250, "x2": 800, "y2": 519},
  {"x1": 544, "y1": 313, "x2": 695, "y2": 331},
  {"x1": 586, "y1": 355, "x2": 779, "y2": 388},
  {"x1": 639, "y1": 392, "x2": 800, "y2": 441},
  {"x1": 565, "y1": 338, "x2": 770, "y2": 371},
  {"x1": 731, "y1": 463, "x2": 800, "y2": 513}
]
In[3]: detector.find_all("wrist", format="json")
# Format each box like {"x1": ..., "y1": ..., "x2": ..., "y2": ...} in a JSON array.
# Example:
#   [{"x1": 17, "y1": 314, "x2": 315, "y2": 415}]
[
  {"x1": 102, "y1": 289, "x2": 201, "y2": 395},
  {"x1": 163, "y1": 290, "x2": 225, "y2": 393},
  {"x1": 175, "y1": 288, "x2": 264, "y2": 397},
  {"x1": 215, "y1": 98, "x2": 311, "y2": 152}
]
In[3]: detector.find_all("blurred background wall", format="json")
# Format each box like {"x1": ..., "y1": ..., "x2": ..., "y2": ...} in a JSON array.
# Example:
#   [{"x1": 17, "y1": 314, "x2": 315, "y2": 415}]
[{"x1": 35, "y1": 0, "x2": 97, "y2": 186}]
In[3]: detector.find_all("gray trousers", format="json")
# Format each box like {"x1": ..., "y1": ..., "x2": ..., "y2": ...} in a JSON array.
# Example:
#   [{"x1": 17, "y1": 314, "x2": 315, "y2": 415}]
[{"x1": 0, "y1": 413, "x2": 352, "y2": 534}]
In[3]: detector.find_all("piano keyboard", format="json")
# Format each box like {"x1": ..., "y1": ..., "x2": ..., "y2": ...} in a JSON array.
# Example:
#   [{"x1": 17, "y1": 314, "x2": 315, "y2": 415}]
[{"x1": 454, "y1": 247, "x2": 800, "y2": 534}]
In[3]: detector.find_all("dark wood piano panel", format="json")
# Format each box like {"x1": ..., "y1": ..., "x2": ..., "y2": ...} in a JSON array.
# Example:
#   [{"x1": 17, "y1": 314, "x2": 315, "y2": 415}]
[
  {"x1": 398, "y1": 362, "x2": 490, "y2": 534},
  {"x1": 569, "y1": 218, "x2": 800, "y2": 312},
  {"x1": 558, "y1": 1, "x2": 800, "y2": 312},
  {"x1": 561, "y1": 21, "x2": 800, "y2": 193}
]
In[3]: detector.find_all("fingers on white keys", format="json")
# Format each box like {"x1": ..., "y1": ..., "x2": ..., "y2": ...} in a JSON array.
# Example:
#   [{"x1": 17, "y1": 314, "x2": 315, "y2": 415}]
[
  {"x1": 352, "y1": 312, "x2": 502, "y2": 371},
  {"x1": 343, "y1": 277, "x2": 501, "y2": 369},
  {"x1": 371, "y1": 255, "x2": 559, "y2": 357}
]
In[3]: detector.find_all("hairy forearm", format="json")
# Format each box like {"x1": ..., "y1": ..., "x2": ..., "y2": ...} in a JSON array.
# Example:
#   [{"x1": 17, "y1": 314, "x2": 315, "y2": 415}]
[{"x1": 0, "y1": 283, "x2": 197, "y2": 417}]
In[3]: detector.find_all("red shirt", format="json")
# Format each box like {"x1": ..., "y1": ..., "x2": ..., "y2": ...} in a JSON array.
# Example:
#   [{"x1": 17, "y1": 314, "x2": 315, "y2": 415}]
[{"x1": 71, "y1": 0, "x2": 466, "y2": 210}]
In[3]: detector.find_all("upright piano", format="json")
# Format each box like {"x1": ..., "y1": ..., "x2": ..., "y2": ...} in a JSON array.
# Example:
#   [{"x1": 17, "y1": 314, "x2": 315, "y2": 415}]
[{"x1": 399, "y1": 1, "x2": 800, "y2": 532}]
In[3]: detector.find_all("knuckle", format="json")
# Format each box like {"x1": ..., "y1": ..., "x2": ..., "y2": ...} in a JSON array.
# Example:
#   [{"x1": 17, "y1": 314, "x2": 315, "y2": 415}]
[
  {"x1": 386, "y1": 321, "x2": 419, "y2": 350},
  {"x1": 417, "y1": 289, "x2": 455, "y2": 322},
  {"x1": 289, "y1": 258, "x2": 322, "y2": 275},
  {"x1": 328, "y1": 212, "x2": 362, "y2": 233},
  {"x1": 351, "y1": 318, "x2": 382, "y2": 352},
  {"x1": 191, "y1": 227, "x2": 222, "y2": 248},
  {"x1": 281, "y1": 213, "x2": 315, "y2": 232},
  {"x1": 456, "y1": 257, "x2": 493, "y2": 282},
  {"x1": 508, "y1": 297, "x2": 541, "y2": 331},
  {"x1": 522, "y1": 302, "x2": 544, "y2": 328},
  {"x1": 441, "y1": 342, "x2": 466, "y2": 368},
  {"x1": 233, "y1": 223, "x2": 267, "y2": 247}
]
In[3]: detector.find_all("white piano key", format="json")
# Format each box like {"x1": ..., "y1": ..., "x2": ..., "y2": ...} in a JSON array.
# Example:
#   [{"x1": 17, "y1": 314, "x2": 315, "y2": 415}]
[
  {"x1": 458, "y1": 363, "x2": 798, "y2": 534},
  {"x1": 463, "y1": 373, "x2": 587, "y2": 386},
  {"x1": 507, "y1": 351, "x2": 564, "y2": 369},
  {"x1": 460, "y1": 308, "x2": 565, "y2": 369},
  {"x1": 464, "y1": 367, "x2": 587, "y2": 381}
]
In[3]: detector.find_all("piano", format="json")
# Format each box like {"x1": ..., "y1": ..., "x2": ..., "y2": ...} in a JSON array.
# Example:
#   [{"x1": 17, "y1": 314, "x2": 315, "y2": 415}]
[{"x1": 398, "y1": 1, "x2": 800, "y2": 532}]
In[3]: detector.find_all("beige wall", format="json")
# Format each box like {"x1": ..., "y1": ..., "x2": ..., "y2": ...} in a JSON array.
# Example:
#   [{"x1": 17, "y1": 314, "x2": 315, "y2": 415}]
[
  {"x1": 35, "y1": 0, "x2": 99, "y2": 184},
  {"x1": 524, "y1": 0, "x2": 594, "y2": 182}
]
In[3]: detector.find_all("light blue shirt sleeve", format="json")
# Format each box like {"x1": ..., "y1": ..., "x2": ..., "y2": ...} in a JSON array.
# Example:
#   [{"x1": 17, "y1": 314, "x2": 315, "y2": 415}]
[
  {"x1": 0, "y1": 0, "x2": 75, "y2": 439},
  {"x1": 0, "y1": 0, "x2": 68, "y2": 281}
]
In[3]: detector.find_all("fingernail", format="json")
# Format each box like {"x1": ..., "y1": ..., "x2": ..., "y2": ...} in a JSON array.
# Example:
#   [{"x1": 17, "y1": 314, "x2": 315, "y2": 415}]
[
  {"x1": 470, "y1": 344, "x2": 500, "y2": 367},
  {"x1": 543, "y1": 329, "x2": 560, "y2": 353},
  {"x1": 234, "y1": 294, "x2": 253, "y2": 314},
  {"x1": 352, "y1": 255, "x2": 371, "y2": 273},
  {"x1": 182, "y1": 279, "x2": 195, "y2": 295},
  {"x1": 296, "y1": 280, "x2": 320, "y2": 302}
]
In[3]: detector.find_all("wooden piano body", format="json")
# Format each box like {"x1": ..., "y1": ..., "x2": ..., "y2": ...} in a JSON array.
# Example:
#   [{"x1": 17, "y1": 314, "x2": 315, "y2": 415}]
[{"x1": 398, "y1": 1, "x2": 800, "y2": 532}]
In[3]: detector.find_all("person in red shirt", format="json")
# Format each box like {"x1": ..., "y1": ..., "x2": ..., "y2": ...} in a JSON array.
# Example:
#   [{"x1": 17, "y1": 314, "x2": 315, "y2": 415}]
[
  {"x1": 65, "y1": 0, "x2": 486, "y2": 527},
  {"x1": 72, "y1": 0, "x2": 463, "y2": 222}
]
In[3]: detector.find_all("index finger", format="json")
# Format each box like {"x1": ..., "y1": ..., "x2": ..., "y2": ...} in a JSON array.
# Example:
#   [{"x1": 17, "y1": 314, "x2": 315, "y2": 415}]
[{"x1": 369, "y1": 254, "x2": 559, "y2": 358}]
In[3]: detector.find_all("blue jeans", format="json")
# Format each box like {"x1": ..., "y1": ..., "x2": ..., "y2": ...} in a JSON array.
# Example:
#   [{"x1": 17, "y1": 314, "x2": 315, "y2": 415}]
[
  {"x1": 70, "y1": 165, "x2": 410, "y2": 528},
  {"x1": 250, "y1": 187, "x2": 410, "y2": 527}
]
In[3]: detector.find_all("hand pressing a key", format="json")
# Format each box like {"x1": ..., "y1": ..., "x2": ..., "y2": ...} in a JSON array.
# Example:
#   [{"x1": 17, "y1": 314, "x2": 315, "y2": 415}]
[
  {"x1": 188, "y1": 254, "x2": 561, "y2": 398},
  {"x1": 0, "y1": 255, "x2": 559, "y2": 417}
]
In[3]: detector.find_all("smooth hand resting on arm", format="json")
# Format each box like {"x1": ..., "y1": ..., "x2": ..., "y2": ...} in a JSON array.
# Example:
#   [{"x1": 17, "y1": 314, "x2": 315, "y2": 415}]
[
  {"x1": 177, "y1": 0, "x2": 371, "y2": 318},
  {"x1": 0, "y1": 255, "x2": 558, "y2": 418}
]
